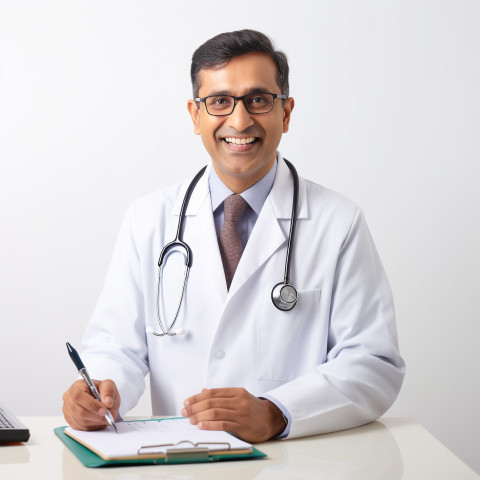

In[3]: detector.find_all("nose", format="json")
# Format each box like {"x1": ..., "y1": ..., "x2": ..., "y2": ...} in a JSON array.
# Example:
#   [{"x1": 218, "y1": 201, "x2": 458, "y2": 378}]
[{"x1": 226, "y1": 99, "x2": 255, "y2": 131}]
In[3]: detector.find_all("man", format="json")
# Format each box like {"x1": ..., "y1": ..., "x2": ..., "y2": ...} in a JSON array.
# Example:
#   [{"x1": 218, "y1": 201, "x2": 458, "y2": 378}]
[{"x1": 63, "y1": 30, "x2": 405, "y2": 443}]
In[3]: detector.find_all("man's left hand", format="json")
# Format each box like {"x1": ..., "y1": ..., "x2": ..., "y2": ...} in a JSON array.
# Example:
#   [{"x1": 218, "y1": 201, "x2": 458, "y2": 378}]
[{"x1": 181, "y1": 387, "x2": 286, "y2": 443}]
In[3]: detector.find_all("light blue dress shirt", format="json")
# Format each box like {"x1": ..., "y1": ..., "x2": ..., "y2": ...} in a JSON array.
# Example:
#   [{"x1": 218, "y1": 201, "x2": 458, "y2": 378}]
[
  {"x1": 209, "y1": 159, "x2": 277, "y2": 245},
  {"x1": 208, "y1": 156, "x2": 292, "y2": 437}
]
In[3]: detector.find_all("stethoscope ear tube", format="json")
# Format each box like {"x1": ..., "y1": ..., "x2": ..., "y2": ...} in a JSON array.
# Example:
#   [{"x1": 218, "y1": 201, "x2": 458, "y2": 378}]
[
  {"x1": 158, "y1": 165, "x2": 207, "y2": 269},
  {"x1": 158, "y1": 239, "x2": 192, "y2": 268},
  {"x1": 271, "y1": 159, "x2": 299, "y2": 311},
  {"x1": 173, "y1": 165, "x2": 207, "y2": 267},
  {"x1": 152, "y1": 259, "x2": 190, "y2": 336},
  {"x1": 152, "y1": 166, "x2": 206, "y2": 337}
]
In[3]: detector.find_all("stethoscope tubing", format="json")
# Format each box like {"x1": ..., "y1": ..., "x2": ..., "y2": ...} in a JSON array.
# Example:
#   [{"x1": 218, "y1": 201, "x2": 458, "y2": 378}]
[
  {"x1": 152, "y1": 159, "x2": 299, "y2": 336},
  {"x1": 154, "y1": 255, "x2": 189, "y2": 336},
  {"x1": 281, "y1": 159, "x2": 299, "y2": 286},
  {"x1": 153, "y1": 166, "x2": 206, "y2": 336},
  {"x1": 157, "y1": 165, "x2": 207, "y2": 269}
]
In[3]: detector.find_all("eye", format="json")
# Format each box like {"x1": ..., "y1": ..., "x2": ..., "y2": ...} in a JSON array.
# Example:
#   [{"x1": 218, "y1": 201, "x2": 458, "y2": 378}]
[
  {"x1": 245, "y1": 94, "x2": 274, "y2": 112},
  {"x1": 208, "y1": 96, "x2": 232, "y2": 108},
  {"x1": 249, "y1": 95, "x2": 268, "y2": 105}
]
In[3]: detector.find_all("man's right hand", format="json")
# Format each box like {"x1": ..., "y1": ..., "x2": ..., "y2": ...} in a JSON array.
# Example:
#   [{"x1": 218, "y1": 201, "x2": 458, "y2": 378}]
[{"x1": 62, "y1": 379, "x2": 121, "y2": 431}]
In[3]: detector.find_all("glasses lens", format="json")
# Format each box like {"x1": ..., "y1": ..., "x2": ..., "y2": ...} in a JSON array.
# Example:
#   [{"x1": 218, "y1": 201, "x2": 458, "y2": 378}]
[
  {"x1": 204, "y1": 94, "x2": 275, "y2": 115},
  {"x1": 205, "y1": 96, "x2": 234, "y2": 115},
  {"x1": 244, "y1": 94, "x2": 274, "y2": 113}
]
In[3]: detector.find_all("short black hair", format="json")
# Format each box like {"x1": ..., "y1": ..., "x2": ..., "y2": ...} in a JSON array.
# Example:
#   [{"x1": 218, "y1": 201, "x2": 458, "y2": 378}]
[{"x1": 191, "y1": 29, "x2": 289, "y2": 99}]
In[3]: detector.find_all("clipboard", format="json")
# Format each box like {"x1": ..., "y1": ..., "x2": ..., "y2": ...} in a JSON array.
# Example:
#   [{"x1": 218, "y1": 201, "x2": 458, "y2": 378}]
[{"x1": 54, "y1": 418, "x2": 266, "y2": 467}]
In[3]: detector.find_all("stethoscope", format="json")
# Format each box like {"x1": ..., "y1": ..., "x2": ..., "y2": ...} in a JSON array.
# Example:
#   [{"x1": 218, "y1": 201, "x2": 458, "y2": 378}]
[{"x1": 146, "y1": 159, "x2": 299, "y2": 337}]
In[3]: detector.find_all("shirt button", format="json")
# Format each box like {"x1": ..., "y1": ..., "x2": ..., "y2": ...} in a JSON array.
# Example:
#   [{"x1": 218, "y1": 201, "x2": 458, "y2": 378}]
[{"x1": 214, "y1": 349, "x2": 225, "y2": 359}]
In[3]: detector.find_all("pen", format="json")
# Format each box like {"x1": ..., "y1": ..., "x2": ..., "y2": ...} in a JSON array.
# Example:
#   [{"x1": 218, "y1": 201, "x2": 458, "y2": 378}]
[{"x1": 66, "y1": 342, "x2": 118, "y2": 433}]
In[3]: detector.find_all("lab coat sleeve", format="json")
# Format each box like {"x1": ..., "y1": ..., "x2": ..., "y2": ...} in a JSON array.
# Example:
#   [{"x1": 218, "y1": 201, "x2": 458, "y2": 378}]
[
  {"x1": 265, "y1": 209, "x2": 405, "y2": 438},
  {"x1": 80, "y1": 205, "x2": 149, "y2": 419}
]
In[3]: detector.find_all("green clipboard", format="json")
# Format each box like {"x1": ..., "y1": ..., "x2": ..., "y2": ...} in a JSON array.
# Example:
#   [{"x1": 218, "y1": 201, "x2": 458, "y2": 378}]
[{"x1": 54, "y1": 424, "x2": 266, "y2": 467}]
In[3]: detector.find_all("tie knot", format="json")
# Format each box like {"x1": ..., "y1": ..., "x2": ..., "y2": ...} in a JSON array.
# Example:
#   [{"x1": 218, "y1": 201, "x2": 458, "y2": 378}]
[{"x1": 224, "y1": 194, "x2": 248, "y2": 222}]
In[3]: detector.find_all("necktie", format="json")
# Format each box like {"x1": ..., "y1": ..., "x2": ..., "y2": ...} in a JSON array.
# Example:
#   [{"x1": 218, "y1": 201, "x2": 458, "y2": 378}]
[{"x1": 219, "y1": 194, "x2": 248, "y2": 290}]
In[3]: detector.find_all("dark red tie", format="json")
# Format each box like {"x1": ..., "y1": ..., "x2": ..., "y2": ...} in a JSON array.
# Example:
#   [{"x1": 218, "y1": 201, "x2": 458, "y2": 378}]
[{"x1": 219, "y1": 194, "x2": 248, "y2": 289}]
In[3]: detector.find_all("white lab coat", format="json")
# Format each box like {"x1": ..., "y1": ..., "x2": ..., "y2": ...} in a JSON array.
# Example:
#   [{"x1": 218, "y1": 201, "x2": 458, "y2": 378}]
[{"x1": 82, "y1": 155, "x2": 405, "y2": 439}]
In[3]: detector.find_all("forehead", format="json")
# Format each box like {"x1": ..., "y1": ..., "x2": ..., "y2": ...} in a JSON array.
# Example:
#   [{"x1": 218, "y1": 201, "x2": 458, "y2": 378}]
[{"x1": 197, "y1": 52, "x2": 280, "y2": 96}]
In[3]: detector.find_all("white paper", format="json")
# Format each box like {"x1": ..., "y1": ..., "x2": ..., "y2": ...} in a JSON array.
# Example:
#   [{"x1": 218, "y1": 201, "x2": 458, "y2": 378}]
[{"x1": 65, "y1": 418, "x2": 252, "y2": 459}]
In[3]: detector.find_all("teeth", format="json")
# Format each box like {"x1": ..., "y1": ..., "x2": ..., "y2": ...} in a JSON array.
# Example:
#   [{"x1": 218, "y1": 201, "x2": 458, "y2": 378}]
[{"x1": 224, "y1": 136, "x2": 256, "y2": 145}]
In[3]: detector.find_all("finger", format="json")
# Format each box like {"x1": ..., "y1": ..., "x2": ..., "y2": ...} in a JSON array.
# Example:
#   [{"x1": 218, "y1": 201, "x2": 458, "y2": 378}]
[
  {"x1": 192, "y1": 402, "x2": 283, "y2": 443},
  {"x1": 184, "y1": 387, "x2": 242, "y2": 407},
  {"x1": 69, "y1": 380, "x2": 107, "y2": 415},
  {"x1": 182, "y1": 397, "x2": 240, "y2": 417},
  {"x1": 187, "y1": 406, "x2": 243, "y2": 430},
  {"x1": 65, "y1": 402, "x2": 110, "y2": 430},
  {"x1": 63, "y1": 380, "x2": 111, "y2": 430},
  {"x1": 196, "y1": 419, "x2": 241, "y2": 433},
  {"x1": 97, "y1": 379, "x2": 120, "y2": 411},
  {"x1": 186, "y1": 405, "x2": 245, "y2": 429}
]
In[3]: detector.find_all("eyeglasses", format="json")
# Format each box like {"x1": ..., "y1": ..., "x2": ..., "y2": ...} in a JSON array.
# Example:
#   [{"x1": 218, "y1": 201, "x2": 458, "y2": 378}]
[{"x1": 195, "y1": 93, "x2": 287, "y2": 116}]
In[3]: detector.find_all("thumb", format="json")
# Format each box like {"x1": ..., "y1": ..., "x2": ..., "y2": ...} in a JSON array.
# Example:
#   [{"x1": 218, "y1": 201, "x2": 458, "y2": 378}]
[
  {"x1": 104, "y1": 395, "x2": 114, "y2": 409},
  {"x1": 98, "y1": 379, "x2": 118, "y2": 409}
]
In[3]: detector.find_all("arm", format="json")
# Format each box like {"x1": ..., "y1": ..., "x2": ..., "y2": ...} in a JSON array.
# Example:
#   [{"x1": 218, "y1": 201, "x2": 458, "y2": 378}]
[
  {"x1": 183, "y1": 210, "x2": 404, "y2": 440},
  {"x1": 75, "y1": 205, "x2": 149, "y2": 420},
  {"x1": 266, "y1": 209, "x2": 405, "y2": 438}
]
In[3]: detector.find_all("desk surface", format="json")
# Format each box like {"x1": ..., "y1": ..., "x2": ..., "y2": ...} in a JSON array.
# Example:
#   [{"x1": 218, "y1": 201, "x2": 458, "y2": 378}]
[{"x1": 0, "y1": 417, "x2": 477, "y2": 479}]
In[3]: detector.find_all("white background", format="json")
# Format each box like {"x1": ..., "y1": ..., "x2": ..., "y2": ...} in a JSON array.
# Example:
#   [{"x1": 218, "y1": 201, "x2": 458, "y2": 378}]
[{"x1": 1, "y1": 0, "x2": 479, "y2": 474}]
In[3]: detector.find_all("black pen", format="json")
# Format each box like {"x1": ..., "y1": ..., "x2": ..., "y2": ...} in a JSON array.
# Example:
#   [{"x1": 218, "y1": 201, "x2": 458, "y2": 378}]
[{"x1": 66, "y1": 342, "x2": 118, "y2": 433}]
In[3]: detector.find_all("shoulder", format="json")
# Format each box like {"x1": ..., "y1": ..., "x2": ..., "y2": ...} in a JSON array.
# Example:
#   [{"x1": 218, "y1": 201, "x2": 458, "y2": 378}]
[
  {"x1": 109, "y1": 180, "x2": 188, "y2": 244},
  {"x1": 127, "y1": 179, "x2": 186, "y2": 225},
  {"x1": 298, "y1": 177, "x2": 378, "y2": 260},
  {"x1": 301, "y1": 176, "x2": 361, "y2": 224},
  {"x1": 134, "y1": 181, "x2": 183, "y2": 206}
]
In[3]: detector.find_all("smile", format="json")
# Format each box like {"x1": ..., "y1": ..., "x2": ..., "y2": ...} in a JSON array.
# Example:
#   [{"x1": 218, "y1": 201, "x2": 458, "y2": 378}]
[{"x1": 222, "y1": 136, "x2": 257, "y2": 145}]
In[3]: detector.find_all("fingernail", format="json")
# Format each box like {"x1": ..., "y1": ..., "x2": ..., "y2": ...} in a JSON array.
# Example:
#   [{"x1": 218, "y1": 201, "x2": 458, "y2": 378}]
[
  {"x1": 181, "y1": 408, "x2": 187, "y2": 417},
  {"x1": 197, "y1": 422, "x2": 204, "y2": 429},
  {"x1": 105, "y1": 396, "x2": 113, "y2": 408},
  {"x1": 183, "y1": 399, "x2": 190, "y2": 406},
  {"x1": 98, "y1": 407, "x2": 107, "y2": 415}
]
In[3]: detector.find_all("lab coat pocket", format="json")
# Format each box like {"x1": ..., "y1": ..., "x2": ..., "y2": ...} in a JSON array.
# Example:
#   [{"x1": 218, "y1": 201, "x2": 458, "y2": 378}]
[{"x1": 257, "y1": 288, "x2": 321, "y2": 382}]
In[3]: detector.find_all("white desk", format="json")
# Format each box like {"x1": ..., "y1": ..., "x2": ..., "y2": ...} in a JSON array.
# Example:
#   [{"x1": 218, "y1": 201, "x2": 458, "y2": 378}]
[{"x1": 0, "y1": 417, "x2": 477, "y2": 479}]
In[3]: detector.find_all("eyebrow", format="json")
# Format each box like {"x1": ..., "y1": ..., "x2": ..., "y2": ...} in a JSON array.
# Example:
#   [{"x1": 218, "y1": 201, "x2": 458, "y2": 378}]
[{"x1": 203, "y1": 87, "x2": 273, "y2": 97}]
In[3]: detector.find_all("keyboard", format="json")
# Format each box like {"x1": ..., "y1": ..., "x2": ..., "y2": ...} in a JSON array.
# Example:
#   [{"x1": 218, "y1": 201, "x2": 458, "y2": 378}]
[{"x1": 0, "y1": 402, "x2": 30, "y2": 442}]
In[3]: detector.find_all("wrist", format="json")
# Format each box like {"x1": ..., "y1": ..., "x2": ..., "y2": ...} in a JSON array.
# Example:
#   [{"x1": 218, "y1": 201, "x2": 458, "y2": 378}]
[{"x1": 263, "y1": 399, "x2": 288, "y2": 439}]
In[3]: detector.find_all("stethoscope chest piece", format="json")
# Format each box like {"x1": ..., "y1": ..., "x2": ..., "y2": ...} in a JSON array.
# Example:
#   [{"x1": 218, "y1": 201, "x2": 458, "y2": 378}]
[{"x1": 271, "y1": 282, "x2": 298, "y2": 311}]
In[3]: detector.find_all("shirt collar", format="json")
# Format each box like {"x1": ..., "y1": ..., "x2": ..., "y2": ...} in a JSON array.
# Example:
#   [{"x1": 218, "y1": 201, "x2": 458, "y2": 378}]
[{"x1": 209, "y1": 156, "x2": 278, "y2": 216}]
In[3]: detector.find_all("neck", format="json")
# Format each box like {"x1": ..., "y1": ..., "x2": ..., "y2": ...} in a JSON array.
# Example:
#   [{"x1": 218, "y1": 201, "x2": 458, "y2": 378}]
[{"x1": 212, "y1": 157, "x2": 276, "y2": 193}]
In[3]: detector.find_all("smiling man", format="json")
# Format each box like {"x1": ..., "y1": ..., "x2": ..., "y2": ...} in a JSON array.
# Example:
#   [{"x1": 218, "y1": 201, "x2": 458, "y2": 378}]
[
  {"x1": 63, "y1": 30, "x2": 404, "y2": 443},
  {"x1": 187, "y1": 50, "x2": 293, "y2": 194}
]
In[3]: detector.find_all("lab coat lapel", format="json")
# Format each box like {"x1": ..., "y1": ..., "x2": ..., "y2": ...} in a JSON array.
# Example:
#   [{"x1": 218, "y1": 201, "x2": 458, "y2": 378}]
[
  {"x1": 227, "y1": 198, "x2": 285, "y2": 297},
  {"x1": 228, "y1": 157, "x2": 307, "y2": 297}
]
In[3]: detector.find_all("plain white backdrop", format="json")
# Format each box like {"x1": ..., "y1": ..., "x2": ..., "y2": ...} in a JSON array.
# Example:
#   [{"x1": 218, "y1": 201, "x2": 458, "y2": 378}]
[{"x1": 1, "y1": 0, "x2": 479, "y2": 473}]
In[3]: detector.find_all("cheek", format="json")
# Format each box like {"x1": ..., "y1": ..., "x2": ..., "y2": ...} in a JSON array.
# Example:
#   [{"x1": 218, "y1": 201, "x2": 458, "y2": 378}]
[
  {"x1": 198, "y1": 117, "x2": 222, "y2": 141},
  {"x1": 200, "y1": 130, "x2": 217, "y2": 149},
  {"x1": 266, "y1": 121, "x2": 285, "y2": 144},
  {"x1": 198, "y1": 122, "x2": 222, "y2": 156},
  {"x1": 261, "y1": 114, "x2": 285, "y2": 141}
]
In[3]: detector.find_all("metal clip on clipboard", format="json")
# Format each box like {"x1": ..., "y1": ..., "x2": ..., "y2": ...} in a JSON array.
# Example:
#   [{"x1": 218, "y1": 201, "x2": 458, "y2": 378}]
[{"x1": 137, "y1": 440, "x2": 231, "y2": 462}]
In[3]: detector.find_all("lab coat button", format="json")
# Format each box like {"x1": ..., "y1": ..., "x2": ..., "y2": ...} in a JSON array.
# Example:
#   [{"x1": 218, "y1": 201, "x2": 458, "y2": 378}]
[{"x1": 214, "y1": 349, "x2": 225, "y2": 359}]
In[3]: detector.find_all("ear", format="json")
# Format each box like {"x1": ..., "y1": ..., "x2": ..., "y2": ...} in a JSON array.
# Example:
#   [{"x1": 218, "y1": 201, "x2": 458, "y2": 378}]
[
  {"x1": 282, "y1": 97, "x2": 295, "y2": 133},
  {"x1": 187, "y1": 99, "x2": 201, "y2": 135}
]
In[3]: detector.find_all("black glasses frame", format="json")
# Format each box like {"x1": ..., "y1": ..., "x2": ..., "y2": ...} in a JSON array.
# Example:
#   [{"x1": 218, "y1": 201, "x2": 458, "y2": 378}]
[{"x1": 195, "y1": 93, "x2": 287, "y2": 116}]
